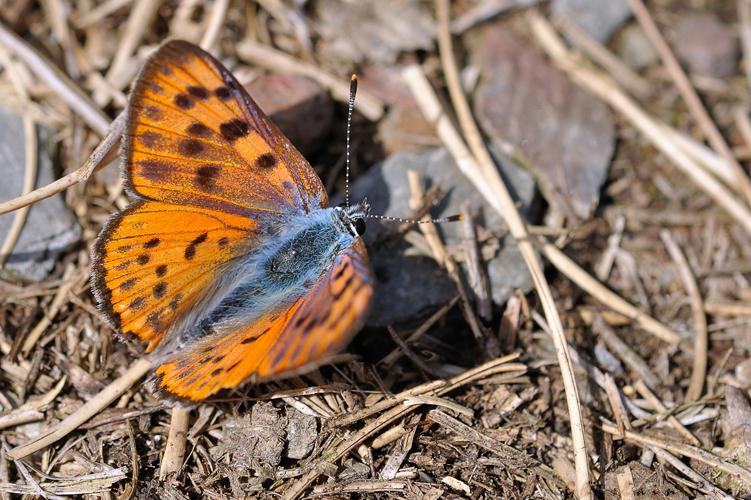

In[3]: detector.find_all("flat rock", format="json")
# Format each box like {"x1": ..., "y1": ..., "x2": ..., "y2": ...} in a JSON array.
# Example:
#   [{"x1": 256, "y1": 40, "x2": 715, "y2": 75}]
[
  {"x1": 246, "y1": 74, "x2": 333, "y2": 157},
  {"x1": 0, "y1": 107, "x2": 81, "y2": 282},
  {"x1": 350, "y1": 144, "x2": 536, "y2": 326},
  {"x1": 285, "y1": 407, "x2": 317, "y2": 460},
  {"x1": 552, "y1": 0, "x2": 631, "y2": 43},
  {"x1": 470, "y1": 26, "x2": 615, "y2": 221},
  {"x1": 315, "y1": 0, "x2": 435, "y2": 65},
  {"x1": 213, "y1": 402, "x2": 286, "y2": 468},
  {"x1": 673, "y1": 13, "x2": 739, "y2": 79}
]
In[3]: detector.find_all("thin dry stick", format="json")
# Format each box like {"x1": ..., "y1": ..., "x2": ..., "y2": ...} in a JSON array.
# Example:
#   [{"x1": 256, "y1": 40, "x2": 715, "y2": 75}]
[
  {"x1": 541, "y1": 240, "x2": 680, "y2": 344},
  {"x1": 407, "y1": 170, "x2": 485, "y2": 343},
  {"x1": 0, "y1": 49, "x2": 38, "y2": 267},
  {"x1": 20, "y1": 265, "x2": 78, "y2": 355},
  {"x1": 600, "y1": 421, "x2": 751, "y2": 485},
  {"x1": 432, "y1": 3, "x2": 590, "y2": 497},
  {"x1": 461, "y1": 201, "x2": 492, "y2": 321},
  {"x1": 602, "y1": 374, "x2": 631, "y2": 437},
  {"x1": 0, "y1": 111, "x2": 124, "y2": 216},
  {"x1": 0, "y1": 20, "x2": 109, "y2": 135},
  {"x1": 159, "y1": 407, "x2": 191, "y2": 479},
  {"x1": 632, "y1": 380, "x2": 700, "y2": 447},
  {"x1": 649, "y1": 446, "x2": 733, "y2": 500},
  {"x1": 627, "y1": 0, "x2": 751, "y2": 203},
  {"x1": 660, "y1": 124, "x2": 739, "y2": 187},
  {"x1": 530, "y1": 14, "x2": 751, "y2": 236},
  {"x1": 427, "y1": 409, "x2": 563, "y2": 486},
  {"x1": 73, "y1": 0, "x2": 131, "y2": 28},
  {"x1": 284, "y1": 355, "x2": 526, "y2": 498},
  {"x1": 591, "y1": 316, "x2": 660, "y2": 389},
  {"x1": 660, "y1": 230, "x2": 707, "y2": 401},
  {"x1": 199, "y1": 0, "x2": 230, "y2": 52},
  {"x1": 704, "y1": 301, "x2": 751, "y2": 316},
  {"x1": 379, "y1": 296, "x2": 460, "y2": 367},
  {"x1": 553, "y1": 13, "x2": 650, "y2": 99},
  {"x1": 235, "y1": 40, "x2": 384, "y2": 121},
  {"x1": 103, "y1": 0, "x2": 161, "y2": 92},
  {"x1": 7, "y1": 358, "x2": 152, "y2": 459}
]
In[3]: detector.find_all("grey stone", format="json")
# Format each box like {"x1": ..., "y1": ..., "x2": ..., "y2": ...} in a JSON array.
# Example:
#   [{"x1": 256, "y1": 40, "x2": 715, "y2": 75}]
[
  {"x1": 350, "y1": 144, "x2": 536, "y2": 326},
  {"x1": 552, "y1": 0, "x2": 631, "y2": 43},
  {"x1": 315, "y1": 0, "x2": 435, "y2": 64},
  {"x1": 285, "y1": 407, "x2": 317, "y2": 460},
  {"x1": 674, "y1": 13, "x2": 739, "y2": 79},
  {"x1": 618, "y1": 24, "x2": 659, "y2": 70},
  {"x1": 0, "y1": 108, "x2": 81, "y2": 282},
  {"x1": 471, "y1": 27, "x2": 615, "y2": 221}
]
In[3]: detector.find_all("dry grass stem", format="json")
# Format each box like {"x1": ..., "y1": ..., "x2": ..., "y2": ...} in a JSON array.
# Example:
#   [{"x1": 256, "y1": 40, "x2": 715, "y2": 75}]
[
  {"x1": 600, "y1": 421, "x2": 751, "y2": 485},
  {"x1": 530, "y1": 13, "x2": 751, "y2": 236},
  {"x1": 284, "y1": 355, "x2": 526, "y2": 498},
  {"x1": 0, "y1": 21, "x2": 109, "y2": 135},
  {"x1": 199, "y1": 0, "x2": 231, "y2": 52},
  {"x1": 102, "y1": 0, "x2": 162, "y2": 95},
  {"x1": 7, "y1": 358, "x2": 152, "y2": 459},
  {"x1": 553, "y1": 13, "x2": 650, "y2": 99},
  {"x1": 235, "y1": 40, "x2": 384, "y2": 121},
  {"x1": 424, "y1": 6, "x2": 592, "y2": 495},
  {"x1": 542, "y1": 241, "x2": 680, "y2": 344},
  {"x1": 0, "y1": 111, "x2": 124, "y2": 216},
  {"x1": 633, "y1": 380, "x2": 700, "y2": 446},
  {"x1": 627, "y1": 0, "x2": 751, "y2": 202},
  {"x1": 659, "y1": 230, "x2": 707, "y2": 401},
  {"x1": 159, "y1": 407, "x2": 191, "y2": 480}
]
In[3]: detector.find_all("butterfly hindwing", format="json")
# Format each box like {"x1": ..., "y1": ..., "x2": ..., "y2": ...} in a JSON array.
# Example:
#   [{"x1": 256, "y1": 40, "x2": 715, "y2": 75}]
[
  {"x1": 92, "y1": 200, "x2": 256, "y2": 351},
  {"x1": 154, "y1": 239, "x2": 373, "y2": 401},
  {"x1": 126, "y1": 40, "x2": 328, "y2": 216}
]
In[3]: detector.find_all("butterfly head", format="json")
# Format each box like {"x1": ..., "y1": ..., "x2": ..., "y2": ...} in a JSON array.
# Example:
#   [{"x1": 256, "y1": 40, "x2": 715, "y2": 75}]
[{"x1": 336, "y1": 198, "x2": 370, "y2": 237}]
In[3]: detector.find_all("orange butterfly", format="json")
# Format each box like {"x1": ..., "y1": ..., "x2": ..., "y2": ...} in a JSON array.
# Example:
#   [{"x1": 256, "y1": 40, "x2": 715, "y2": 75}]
[{"x1": 92, "y1": 40, "x2": 373, "y2": 402}]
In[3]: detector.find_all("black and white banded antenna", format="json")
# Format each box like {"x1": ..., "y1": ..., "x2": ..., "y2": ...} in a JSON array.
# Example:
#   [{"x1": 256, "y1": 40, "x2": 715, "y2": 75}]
[
  {"x1": 345, "y1": 74, "x2": 357, "y2": 209},
  {"x1": 345, "y1": 74, "x2": 462, "y2": 226}
]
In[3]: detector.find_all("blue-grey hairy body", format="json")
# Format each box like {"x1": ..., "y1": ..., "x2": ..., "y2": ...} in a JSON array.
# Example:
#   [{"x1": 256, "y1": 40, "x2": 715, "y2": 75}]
[{"x1": 156, "y1": 207, "x2": 357, "y2": 354}]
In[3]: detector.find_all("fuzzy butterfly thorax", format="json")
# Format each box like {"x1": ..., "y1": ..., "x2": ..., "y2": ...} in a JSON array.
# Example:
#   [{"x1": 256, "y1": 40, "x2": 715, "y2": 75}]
[{"x1": 92, "y1": 40, "x2": 373, "y2": 402}]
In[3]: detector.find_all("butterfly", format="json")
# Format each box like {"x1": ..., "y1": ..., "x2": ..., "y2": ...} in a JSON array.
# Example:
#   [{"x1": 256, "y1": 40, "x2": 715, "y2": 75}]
[{"x1": 91, "y1": 40, "x2": 373, "y2": 402}]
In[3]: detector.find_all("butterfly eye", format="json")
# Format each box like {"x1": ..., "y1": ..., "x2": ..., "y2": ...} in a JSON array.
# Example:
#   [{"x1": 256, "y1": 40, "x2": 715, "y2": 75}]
[{"x1": 354, "y1": 218, "x2": 366, "y2": 236}]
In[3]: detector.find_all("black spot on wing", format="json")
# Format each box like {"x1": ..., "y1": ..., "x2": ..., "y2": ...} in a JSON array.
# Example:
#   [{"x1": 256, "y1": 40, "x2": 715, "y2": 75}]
[
  {"x1": 194, "y1": 165, "x2": 221, "y2": 190},
  {"x1": 174, "y1": 94, "x2": 194, "y2": 109},
  {"x1": 255, "y1": 153, "x2": 277, "y2": 169},
  {"x1": 120, "y1": 277, "x2": 138, "y2": 291},
  {"x1": 180, "y1": 139, "x2": 204, "y2": 156},
  {"x1": 219, "y1": 119, "x2": 250, "y2": 142},
  {"x1": 153, "y1": 282, "x2": 167, "y2": 299},
  {"x1": 143, "y1": 238, "x2": 160, "y2": 249},
  {"x1": 187, "y1": 86, "x2": 209, "y2": 99},
  {"x1": 186, "y1": 122, "x2": 212, "y2": 138},
  {"x1": 214, "y1": 86, "x2": 231, "y2": 100}
]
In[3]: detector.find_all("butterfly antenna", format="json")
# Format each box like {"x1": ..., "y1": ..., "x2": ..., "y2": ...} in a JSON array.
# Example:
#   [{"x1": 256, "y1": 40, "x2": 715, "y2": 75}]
[
  {"x1": 345, "y1": 74, "x2": 357, "y2": 209},
  {"x1": 367, "y1": 213, "x2": 464, "y2": 225}
]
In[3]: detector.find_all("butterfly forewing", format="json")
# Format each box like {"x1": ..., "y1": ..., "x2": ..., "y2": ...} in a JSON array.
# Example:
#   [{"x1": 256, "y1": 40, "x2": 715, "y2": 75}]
[
  {"x1": 126, "y1": 40, "x2": 328, "y2": 216},
  {"x1": 154, "y1": 240, "x2": 373, "y2": 401}
]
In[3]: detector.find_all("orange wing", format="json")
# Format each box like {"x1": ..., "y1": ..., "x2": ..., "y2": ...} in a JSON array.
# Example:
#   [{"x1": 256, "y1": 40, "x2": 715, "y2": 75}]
[
  {"x1": 154, "y1": 239, "x2": 373, "y2": 402},
  {"x1": 125, "y1": 40, "x2": 327, "y2": 216},
  {"x1": 92, "y1": 200, "x2": 256, "y2": 352}
]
